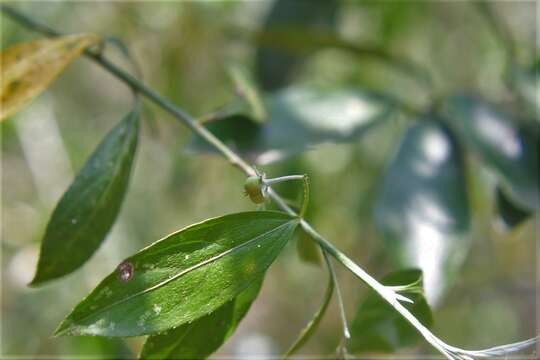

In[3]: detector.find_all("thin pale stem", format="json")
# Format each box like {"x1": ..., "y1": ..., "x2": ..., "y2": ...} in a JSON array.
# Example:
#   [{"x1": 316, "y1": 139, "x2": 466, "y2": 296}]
[
  {"x1": 263, "y1": 174, "x2": 309, "y2": 218},
  {"x1": 323, "y1": 251, "x2": 351, "y2": 340}
]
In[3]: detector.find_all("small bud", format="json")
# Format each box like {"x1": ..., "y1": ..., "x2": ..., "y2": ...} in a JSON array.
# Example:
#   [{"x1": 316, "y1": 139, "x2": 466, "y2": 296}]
[{"x1": 244, "y1": 175, "x2": 266, "y2": 204}]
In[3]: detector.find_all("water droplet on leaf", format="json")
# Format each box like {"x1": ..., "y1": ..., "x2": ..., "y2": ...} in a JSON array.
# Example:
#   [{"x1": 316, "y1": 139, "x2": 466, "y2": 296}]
[
  {"x1": 117, "y1": 261, "x2": 134, "y2": 282},
  {"x1": 71, "y1": 218, "x2": 77, "y2": 224}
]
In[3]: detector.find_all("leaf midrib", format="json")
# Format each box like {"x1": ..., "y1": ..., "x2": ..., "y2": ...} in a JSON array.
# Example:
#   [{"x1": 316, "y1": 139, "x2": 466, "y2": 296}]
[{"x1": 63, "y1": 219, "x2": 296, "y2": 331}]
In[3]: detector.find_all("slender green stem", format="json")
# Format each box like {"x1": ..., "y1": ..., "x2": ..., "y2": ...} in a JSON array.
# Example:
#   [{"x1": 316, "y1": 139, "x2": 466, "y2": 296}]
[{"x1": 3, "y1": 6, "x2": 537, "y2": 359}]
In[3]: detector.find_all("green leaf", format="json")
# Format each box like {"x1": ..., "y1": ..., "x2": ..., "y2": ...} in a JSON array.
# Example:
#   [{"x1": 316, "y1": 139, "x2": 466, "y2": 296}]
[
  {"x1": 284, "y1": 267, "x2": 333, "y2": 358},
  {"x1": 255, "y1": 0, "x2": 339, "y2": 91},
  {"x1": 374, "y1": 119, "x2": 470, "y2": 303},
  {"x1": 348, "y1": 269, "x2": 433, "y2": 354},
  {"x1": 55, "y1": 211, "x2": 298, "y2": 337},
  {"x1": 495, "y1": 187, "x2": 531, "y2": 230},
  {"x1": 188, "y1": 87, "x2": 395, "y2": 164},
  {"x1": 140, "y1": 277, "x2": 263, "y2": 360},
  {"x1": 30, "y1": 105, "x2": 140, "y2": 286},
  {"x1": 446, "y1": 96, "x2": 539, "y2": 211}
]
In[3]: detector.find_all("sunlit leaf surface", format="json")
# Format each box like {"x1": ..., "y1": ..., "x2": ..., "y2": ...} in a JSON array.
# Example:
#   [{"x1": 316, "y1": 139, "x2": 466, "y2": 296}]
[
  {"x1": 30, "y1": 106, "x2": 140, "y2": 286},
  {"x1": 55, "y1": 211, "x2": 298, "y2": 337},
  {"x1": 0, "y1": 34, "x2": 99, "y2": 121},
  {"x1": 140, "y1": 278, "x2": 263, "y2": 359},
  {"x1": 374, "y1": 119, "x2": 470, "y2": 303},
  {"x1": 348, "y1": 269, "x2": 433, "y2": 353},
  {"x1": 447, "y1": 96, "x2": 539, "y2": 211}
]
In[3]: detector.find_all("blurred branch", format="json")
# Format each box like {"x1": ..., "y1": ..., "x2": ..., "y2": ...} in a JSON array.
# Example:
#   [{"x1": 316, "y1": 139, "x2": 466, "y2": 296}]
[{"x1": 235, "y1": 27, "x2": 434, "y2": 91}]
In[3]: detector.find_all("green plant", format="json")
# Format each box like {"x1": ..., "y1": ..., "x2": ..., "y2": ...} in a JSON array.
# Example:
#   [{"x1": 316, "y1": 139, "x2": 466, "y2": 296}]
[{"x1": 1, "y1": 2, "x2": 538, "y2": 359}]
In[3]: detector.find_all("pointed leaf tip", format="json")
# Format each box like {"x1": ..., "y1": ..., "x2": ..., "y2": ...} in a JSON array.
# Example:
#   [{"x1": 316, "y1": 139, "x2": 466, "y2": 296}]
[
  {"x1": 55, "y1": 211, "x2": 297, "y2": 337},
  {"x1": 30, "y1": 106, "x2": 140, "y2": 286}
]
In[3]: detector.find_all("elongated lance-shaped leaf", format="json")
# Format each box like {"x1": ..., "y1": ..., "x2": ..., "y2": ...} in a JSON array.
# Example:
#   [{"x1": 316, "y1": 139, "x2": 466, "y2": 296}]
[
  {"x1": 140, "y1": 277, "x2": 263, "y2": 360},
  {"x1": 55, "y1": 211, "x2": 298, "y2": 337},
  {"x1": 348, "y1": 269, "x2": 433, "y2": 354},
  {"x1": 0, "y1": 34, "x2": 99, "y2": 121},
  {"x1": 30, "y1": 105, "x2": 140, "y2": 286},
  {"x1": 446, "y1": 95, "x2": 539, "y2": 211},
  {"x1": 284, "y1": 263, "x2": 334, "y2": 358},
  {"x1": 374, "y1": 118, "x2": 470, "y2": 304}
]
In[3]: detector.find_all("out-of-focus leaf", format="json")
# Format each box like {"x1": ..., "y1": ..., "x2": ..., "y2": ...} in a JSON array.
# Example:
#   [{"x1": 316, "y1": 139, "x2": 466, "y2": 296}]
[
  {"x1": 284, "y1": 269, "x2": 333, "y2": 358},
  {"x1": 296, "y1": 229, "x2": 321, "y2": 266},
  {"x1": 55, "y1": 211, "x2": 298, "y2": 337},
  {"x1": 187, "y1": 114, "x2": 263, "y2": 156},
  {"x1": 447, "y1": 96, "x2": 539, "y2": 211},
  {"x1": 255, "y1": 0, "x2": 339, "y2": 91},
  {"x1": 348, "y1": 269, "x2": 433, "y2": 353},
  {"x1": 30, "y1": 105, "x2": 140, "y2": 286},
  {"x1": 495, "y1": 187, "x2": 531, "y2": 230},
  {"x1": 0, "y1": 34, "x2": 99, "y2": 121},
  {"x1": 139, "y1": 277, "x2": 263, "y2": 360},
  {"x1": 228, "y1": 64, "x2": 267, "y2": 122},
  {"x1": 188, "y1": 87, "x2": 396, "y2": 164},
  {"x1": 374, "y1": 119, "x2": 470, "y2": 304}
]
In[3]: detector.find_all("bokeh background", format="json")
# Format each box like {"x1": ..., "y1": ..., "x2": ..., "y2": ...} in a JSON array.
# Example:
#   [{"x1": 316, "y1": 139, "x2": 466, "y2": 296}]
[{"x1": 1, "y1": 1, "x2": 538, "y2": 358}]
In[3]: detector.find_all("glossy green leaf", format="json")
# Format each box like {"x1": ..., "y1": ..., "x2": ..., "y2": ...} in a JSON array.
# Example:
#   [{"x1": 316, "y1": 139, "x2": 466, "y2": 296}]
[
  {"x1": 446, "y1": 96, "x2": 539, "y2": 211},
  {"x1": 30, "y1": 106, "x2": 140, "y2": 286},
  {"x1": 374, "y1": 119, "x2": 470, "y2": 303},
  {"x1": 188, "y1": 87, "x2": 395, "y2": 164},
  {"x1": 140, "y1": 277, "x2": 263, "y2": 360},
  {"x1": 348, "y1": 269, "x2": 433, "y2": 353},
  {"x1": 255, "y1": 0, "x2": 339, "y2": 91},
  {"x1": 55, "y1": 211, "x2": 298, "y2": 337},
  {"x1": 495, "y1": 187, "x2": 531, "y2": 230}
]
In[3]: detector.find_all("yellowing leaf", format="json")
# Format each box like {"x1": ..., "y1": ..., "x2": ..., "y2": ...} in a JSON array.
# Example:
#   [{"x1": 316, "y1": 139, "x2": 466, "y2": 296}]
[{"x1": 0, "y1": 34, "x2": 99, "y2": 121}]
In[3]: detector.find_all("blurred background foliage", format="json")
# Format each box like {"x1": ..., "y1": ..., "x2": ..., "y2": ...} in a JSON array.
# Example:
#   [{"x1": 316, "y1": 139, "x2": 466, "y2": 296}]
[{"x1": 1, "y1": 0, "x2": 538, "y2": 358}]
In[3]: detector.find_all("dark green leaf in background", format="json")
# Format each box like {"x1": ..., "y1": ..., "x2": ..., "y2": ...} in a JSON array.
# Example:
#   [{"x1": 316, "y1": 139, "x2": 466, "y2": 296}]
[
  {"x1": 255, "y1": 0, "x2": 339, "y2": 91},
  {"x1": 140, "y1": 277, "x2": 263, "y2": 360},
  {"x1": 374, "y1": 119, "x2": 470, "y2": 304},
  {"x1": 348, "y1": 269, "x2": 433, "y2": 353},
  {"x1": 30, "y1": 105, "x2": 140, "y2": 286},
  {"x1": 495, "y1": 187, "x2": 531, "y2": 230},
  {"x1": 446, "y1": 96, "x2": 539, "y2": 211},
  {"x1": 55, "y1": 211, "x2": 298, "y2": 337},
  {"x1": 188, "y1": 87, "x2": 396, "y2": 164}
]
